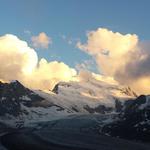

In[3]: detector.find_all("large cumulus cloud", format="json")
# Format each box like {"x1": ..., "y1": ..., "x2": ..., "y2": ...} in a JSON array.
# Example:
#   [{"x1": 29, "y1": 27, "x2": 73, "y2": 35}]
[
  {"x1": 24, "y1": 59, "x2": 77, "y2": 90},
  {"x1": 77, "y1": 28, "x2": 150, "y2": 94},
  {"x1": 0, "y1": 34, "x2": 38, "y2": 81},
  {"x1": 77, "y1": 28, "x2": 138, "y2": 76},
  {"x1": 0, "y1": 34, "x2": 76, "y2": 90}
]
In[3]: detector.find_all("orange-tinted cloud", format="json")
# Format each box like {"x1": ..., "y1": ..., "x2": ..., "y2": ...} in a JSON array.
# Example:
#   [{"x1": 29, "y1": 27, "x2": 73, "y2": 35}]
[
  {"x1": 77, "y1": 28, "x2": 150, "y2": 94},
  {"x1": 0, "y1": 34, "x2": 76, "y2": 90},
  {"x1": 31, "y1": 32, "x2": 52, "y2": 49},
  {"x1": 25, "y1": 59, "x2": 77, "y2": 90},
  {"x1": 0, "y1": 34, "x2": 38, "y2": 81}
]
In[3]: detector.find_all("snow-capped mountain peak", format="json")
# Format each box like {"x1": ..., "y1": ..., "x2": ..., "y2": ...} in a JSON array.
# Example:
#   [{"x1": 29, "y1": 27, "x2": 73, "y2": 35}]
[{"x1": 0, "y1": 78, "x2": 138, "y2": 128}]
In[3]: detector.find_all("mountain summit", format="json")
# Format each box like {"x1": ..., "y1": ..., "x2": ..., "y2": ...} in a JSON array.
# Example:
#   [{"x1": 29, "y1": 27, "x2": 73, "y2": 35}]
[
  {"x1": 0, "y1": 77, "x2": 137, "y2": 126},
  {"x1": 0, "y1": 79, "x2": 150, "y2": 149}
]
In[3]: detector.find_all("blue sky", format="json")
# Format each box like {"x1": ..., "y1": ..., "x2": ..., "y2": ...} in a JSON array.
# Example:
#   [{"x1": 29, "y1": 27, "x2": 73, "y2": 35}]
[{"x1": 0, "y1": 0, "x2": 150, "y2": 72}]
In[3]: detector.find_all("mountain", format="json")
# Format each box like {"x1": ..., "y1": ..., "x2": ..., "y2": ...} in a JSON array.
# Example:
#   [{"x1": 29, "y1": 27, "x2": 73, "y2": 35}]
[
  {"x1": 0, "y1": 78, "x2": 135, "y2": 127},
  {"x1": 49, "y1": 79, "x2": 136, "y2": 114},
  {"x1": 0, "y1": 80, "x2": 44, "y2": 116},
  {"x1": 0, "y1": 80, "x2": 71, "y2": 127},
  {"x1": 0, "y1": 79, "x2": 150, "y2": 149},
  {"x1": 101, "y1": 95, "x2": 150, "y2": 142}
]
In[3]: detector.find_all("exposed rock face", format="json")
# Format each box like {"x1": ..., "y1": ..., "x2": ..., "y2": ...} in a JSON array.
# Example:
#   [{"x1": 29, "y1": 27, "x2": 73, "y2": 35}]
[
  {"x1": 52, "y1": 83, "x2": 59, "y2": 94},
  {"x1": 0, "y1": 80, "x2": 44, "y2": 116},
  {"x1": 121, "y1": 87, "x2": 138, "y2": 97},
  {"x1": 52, "y1": 82, "x2": 71, "y2": 94},
  {"x1": 101, "y1": 95, "x2": 150, "y2": 142},
  {"x1": 115, "y1": 99, "x2": 123, "y2": 112}
]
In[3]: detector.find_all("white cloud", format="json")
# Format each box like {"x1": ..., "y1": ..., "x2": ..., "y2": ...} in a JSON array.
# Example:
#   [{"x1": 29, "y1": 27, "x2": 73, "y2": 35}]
[
  {"x1": 31, "y1": 32, "x2": 52, "y2": 49},
  {"x1": 0, "y1": 34, "x2": 38, "y2": 81},
  {"x1": 0, "y1": 34, "x2": 76, "y2": 90},
  {"x1": 25, "y1": 59, "x2": 77, "y2": 90},
  {"x1": 77, "y1": 28, "x2": 138, "y2": 76},
  {"x1": 78, "y1": 70, "x2": 118, "y2": 86},
  {"x1": 1, "y1": 30, "x2": 150, "y2": 94},
  {"x1": 77, "y1": 28, "x2": 150, "y2": 94}
]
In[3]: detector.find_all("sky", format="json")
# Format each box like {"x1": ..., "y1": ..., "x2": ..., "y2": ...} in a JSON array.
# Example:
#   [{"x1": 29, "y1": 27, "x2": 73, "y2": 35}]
[
  {"x1": 0, "y1": 0, "x2": 150, "y2": 66},
  {"x1": 0, "y1": 0, "x2": 150, "y2": 94}
]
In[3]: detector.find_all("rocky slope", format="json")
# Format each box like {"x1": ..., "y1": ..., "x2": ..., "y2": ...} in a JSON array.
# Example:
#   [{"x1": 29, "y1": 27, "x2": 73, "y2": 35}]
[
  {"x1": 101, "y1": 95, "x2": 150, "y2": 142},
  {"x1": 0, "y1": 79, "x2": 150, "y2": 149},
  {"x1": 0, "y1": 79, "x2": 136, "y2": 127}
]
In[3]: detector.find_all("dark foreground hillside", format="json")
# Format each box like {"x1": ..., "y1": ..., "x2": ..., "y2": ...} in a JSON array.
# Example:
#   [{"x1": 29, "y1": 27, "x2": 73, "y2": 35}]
[{"x1": 1, "y1": 115, "x2": 150, "y2": 150}]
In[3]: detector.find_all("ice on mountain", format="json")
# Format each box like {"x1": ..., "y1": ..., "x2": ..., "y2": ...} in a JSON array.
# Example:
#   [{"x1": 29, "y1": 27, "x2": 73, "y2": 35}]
[{"x1": 19, "y1": 95, "x2": 31, "y2": 101}]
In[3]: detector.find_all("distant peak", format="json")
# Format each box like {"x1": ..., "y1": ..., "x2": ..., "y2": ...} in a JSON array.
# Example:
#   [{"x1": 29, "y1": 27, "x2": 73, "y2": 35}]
[
  {"x1": 121, "y1": 86, "x2": 138, "y2": 97},
  {"x1": 52, "y1": 82, "x2": 71, "y2": 94},
  {"x1": 9, "y1": 80, "x2": 26, "y2": 89},
  {"x1": 10, "y1": 80, "x2": 20, "y2": 83},
  {"x1": 52, "y1": 83, "x2": 59, "y2": 94},
  {"x1": 10, "y1": 80, "x2": 22, "y2": 85}
]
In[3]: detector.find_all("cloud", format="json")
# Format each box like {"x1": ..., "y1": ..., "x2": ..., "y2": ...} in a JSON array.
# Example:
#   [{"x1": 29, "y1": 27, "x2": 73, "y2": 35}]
[
  {"x1": 0, "y1": 34, "x2": 38, "y2": 81},
  {"x1": 78, "y1": 70, "x2": 93, "y2": 82},
  {"x1": 77, "y1": 28, "x2": 138, "y2": 76},
  {"x1": 31, "y1": 32, "x2": 52, "y2": 49},
  {"x1": 0, "y1": 34, "x2": 76, "y2": 90},
  {"x1": 24, "y1": 59, "x2": 77, "y2": 90},
  {"x1": 117, "y1": 42, "x2": 150, "y2": 79},
  {"x1": 78, "y1": 70, "x2": 118, "y2": 85},
  {"x1": 77, "y1": 28, "x2": 150, "y2": 94},
  {"x1": 1, "y1": 31, "x2": 150, "y2": 94},
  {"x1": 114, "y1": 41, "x2": 150, "y2": 94}
]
